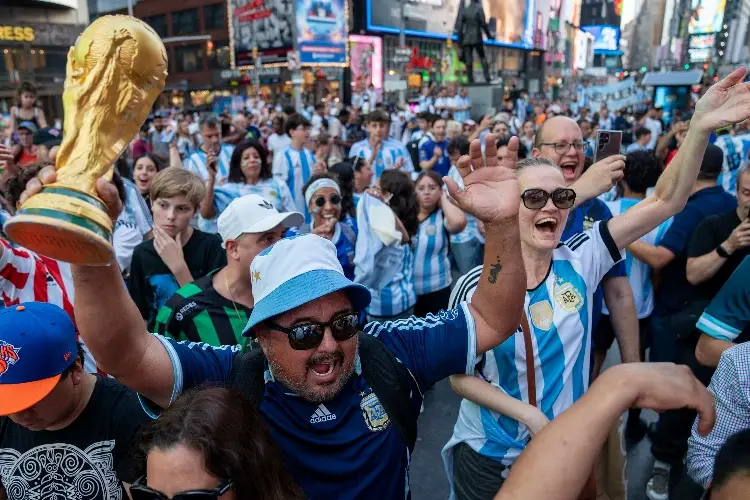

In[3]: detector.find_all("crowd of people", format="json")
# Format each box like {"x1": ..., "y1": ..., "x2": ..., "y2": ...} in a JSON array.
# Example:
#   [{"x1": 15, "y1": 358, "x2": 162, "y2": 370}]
[{"x1": 1, "y1": 71, "x2": 750, "y2": 500}]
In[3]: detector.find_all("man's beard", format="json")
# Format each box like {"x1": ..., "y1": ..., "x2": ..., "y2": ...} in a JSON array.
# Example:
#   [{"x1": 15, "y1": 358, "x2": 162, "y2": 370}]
[{"x1": 266, "y1": 339, "x2": 359, "y2": 403}]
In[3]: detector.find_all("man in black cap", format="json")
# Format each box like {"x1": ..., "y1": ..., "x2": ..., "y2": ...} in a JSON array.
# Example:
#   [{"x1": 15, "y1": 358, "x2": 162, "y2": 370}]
[
  {"x1": 627, "y1": 143, "x2": 738, "y2": 498},
  {"x1": 33, "y1": 127, "x2": 62, "y2": 164}
]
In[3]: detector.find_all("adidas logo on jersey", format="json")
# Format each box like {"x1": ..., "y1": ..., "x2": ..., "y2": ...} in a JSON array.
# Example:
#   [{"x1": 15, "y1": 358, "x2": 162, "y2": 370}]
[{"x1": 310, "y1": 404, "x2": 337, "y2": 424}]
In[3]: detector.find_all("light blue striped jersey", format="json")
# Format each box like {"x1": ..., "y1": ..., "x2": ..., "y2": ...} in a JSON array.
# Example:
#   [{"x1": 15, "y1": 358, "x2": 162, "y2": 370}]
[
  {"x1": 413, "y1": 209, "x2": 451, "y2": 295},
  {"x1": 118, "y1": 178, "x2": 153, "y2": 236},
  {"x1": 716, "y1": 133, "x2": 750, "y2": 193},
  {"x1": 212, "y1": 178, "x2": 297, "y2": 216},
  {"x1": 603, "y1": 198, "x2": 672, "y2": 318},
  {"x1": 349, "y1": 138, "x2": 415, "y2": 184},
  {"x1": 184, "y1": 144, "x2": 235, "y2": 185},
  {"x1": 442, "y1": 221, "x2": 623, "y2": 480},
  {"x1": 366, "y1": 243, "x2": 416, "y2": 317},
  {"x1": 446, "y1": 166, "x2": 483, "y2": 244},
  {"x1": 272, "y1": 145, "x2": 317, "y2": 223}
]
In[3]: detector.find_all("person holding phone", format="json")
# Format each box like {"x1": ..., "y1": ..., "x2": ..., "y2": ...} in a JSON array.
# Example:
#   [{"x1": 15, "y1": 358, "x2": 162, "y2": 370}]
[{"x1": 183, "y1": 116, "x2": 235, "y2": 187}]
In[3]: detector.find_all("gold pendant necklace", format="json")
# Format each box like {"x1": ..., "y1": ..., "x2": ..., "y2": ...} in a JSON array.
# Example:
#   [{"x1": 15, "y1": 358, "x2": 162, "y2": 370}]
[{"x1": 223, "y1": 272, "x2": 243, "y2": 322}]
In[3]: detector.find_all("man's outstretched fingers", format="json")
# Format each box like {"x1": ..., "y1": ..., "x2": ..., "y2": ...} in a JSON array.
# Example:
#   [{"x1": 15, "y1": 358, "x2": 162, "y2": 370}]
[
  {"x1": 456, "y1": 153, "x2": 473, "y2": 179},
  {"x1": 484, "y1": 133, "x2": 498, "y2": 168},
  {"x1": 469, "y1": 138, "x2": 485, "y2": 171},
  {"x1": 503, "y1": 136, "x2": 520, "y2": 171}
]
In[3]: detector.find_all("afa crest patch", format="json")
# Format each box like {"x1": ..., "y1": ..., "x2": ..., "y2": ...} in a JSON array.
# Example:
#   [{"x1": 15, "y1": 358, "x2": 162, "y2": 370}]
[
  {"x1": 555, "y1": 282, "x2": 583, "y2": 313},
  {"x1": 360, "y1": 392, "x2": 390, "y2": 432}
]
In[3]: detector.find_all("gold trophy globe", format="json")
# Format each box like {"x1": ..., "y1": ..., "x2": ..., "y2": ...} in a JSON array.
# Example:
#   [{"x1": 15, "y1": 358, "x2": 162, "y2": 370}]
[{"x1": 5, "y1": 16, "x2": 167, "y2": 265}]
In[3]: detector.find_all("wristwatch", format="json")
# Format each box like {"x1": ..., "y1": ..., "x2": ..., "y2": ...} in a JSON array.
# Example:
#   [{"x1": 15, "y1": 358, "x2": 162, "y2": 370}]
[{"x1": 717, "y1": 245, "x2": 732, "y2": 258}]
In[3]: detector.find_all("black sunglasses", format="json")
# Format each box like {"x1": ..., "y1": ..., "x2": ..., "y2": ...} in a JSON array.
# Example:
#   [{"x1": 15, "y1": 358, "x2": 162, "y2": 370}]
[
  {"x1": 265, "y1": 311, "x2": 360, "y2": 350},
  {"x1": 314, "y1": 194, "x2": 341, "y2": 207},
  {"x1": 521, "y1": 188, "x2": 576, "y2": 210},
  {"x1": 130, "y1": 476, "x2": 233, "y2": 500}
]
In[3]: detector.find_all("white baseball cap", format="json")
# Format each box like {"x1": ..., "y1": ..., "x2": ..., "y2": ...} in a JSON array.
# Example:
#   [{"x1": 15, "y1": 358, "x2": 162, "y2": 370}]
[
  {"x1": 243, "y1": 234, "x2": 371, "y2": 336},
  {"x1": 217, "y1": 194, "x2": 303, "y2": 247}
]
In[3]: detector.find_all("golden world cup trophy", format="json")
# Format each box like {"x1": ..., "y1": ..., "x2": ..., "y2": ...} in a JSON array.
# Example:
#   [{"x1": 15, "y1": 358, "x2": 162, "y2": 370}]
[{"x1": 5, "y1": 16, "x2": 167, "y2": 265}]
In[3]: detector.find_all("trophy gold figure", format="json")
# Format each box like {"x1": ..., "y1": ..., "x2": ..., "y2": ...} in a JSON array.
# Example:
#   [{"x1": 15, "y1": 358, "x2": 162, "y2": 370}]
[{"x1": 5, "y1": 16, "x2": 167, "y2": 265}]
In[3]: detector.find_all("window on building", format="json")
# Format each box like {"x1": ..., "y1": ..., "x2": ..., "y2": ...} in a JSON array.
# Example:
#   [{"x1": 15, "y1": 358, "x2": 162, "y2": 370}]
[
  {"x1": 209, "y1": 40, "x2": 230, "y2": 69},
  {"x1": 144, "y1": 15, "x2": 168, "y2": 38},
  {"x1": 204, "y1": 3, "x2": 226, "y2": 31},
  {"x1": 172, "y1": 8, "x2": 199, "y2": 35},
  {"x1": 174, "y1": 44, "x2": 205, "y2": 73}
]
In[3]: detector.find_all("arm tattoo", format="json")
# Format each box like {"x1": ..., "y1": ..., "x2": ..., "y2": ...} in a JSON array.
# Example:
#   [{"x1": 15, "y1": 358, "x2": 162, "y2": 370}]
[{"x1": 487, "y1": 257, "x2": 503, "y2": 284}]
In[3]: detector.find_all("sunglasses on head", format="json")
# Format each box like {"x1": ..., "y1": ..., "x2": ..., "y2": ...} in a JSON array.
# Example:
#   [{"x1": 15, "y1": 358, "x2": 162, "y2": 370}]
[
  {"x1": 521, "y1": 188, "x2": 576, "y2": 210},
  {"x1": 314, "y1": 194, "x2": 342, "y2": 207},
  {"x1": 130, "y1": 476, "x2": 233, "y2": 500},
  {"x1": 265, "y1": 311, "x2": 360, "y2": 350}
]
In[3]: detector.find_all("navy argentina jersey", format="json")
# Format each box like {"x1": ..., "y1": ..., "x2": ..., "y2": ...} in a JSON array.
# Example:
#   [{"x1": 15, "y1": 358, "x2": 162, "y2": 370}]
[
  {"x1": 697, "y1": 255, "x2": 750, "y2": 342},
  {"x1": 442, "y1": 221, "x2": 623, "y2": 484},
  {"x1": 138, "y1": 304, "x2": 479, "y2": 499}
]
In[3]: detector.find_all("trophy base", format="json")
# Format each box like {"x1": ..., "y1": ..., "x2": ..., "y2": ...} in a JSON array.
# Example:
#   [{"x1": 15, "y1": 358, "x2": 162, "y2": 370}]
[{"x1": 4, "y1": 186, "x2": 114, "y2": 265}]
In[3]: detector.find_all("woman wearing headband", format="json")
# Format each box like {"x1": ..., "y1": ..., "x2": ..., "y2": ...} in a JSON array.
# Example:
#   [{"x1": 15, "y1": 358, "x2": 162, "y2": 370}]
[{"x1": 301, "y1": 173, "x2": 358, "y2": 280}]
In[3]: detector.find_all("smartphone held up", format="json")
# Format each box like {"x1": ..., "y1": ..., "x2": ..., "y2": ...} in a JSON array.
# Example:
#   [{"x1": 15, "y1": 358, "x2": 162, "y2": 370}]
[{"x1": 594, "y1": 130, "x2": 623, "y2": 163}]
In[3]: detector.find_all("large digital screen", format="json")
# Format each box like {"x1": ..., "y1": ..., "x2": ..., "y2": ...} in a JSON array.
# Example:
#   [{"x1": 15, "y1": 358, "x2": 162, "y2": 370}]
[
  {"x1": 688, "y1": 33, "x2": 715, "y2": 62},
  {"x1": 229, "y1": 0, "x2": 294, "y2": 67},
  {"x1": 688, "y1": 0, "x2": 726, "y2": 34},
  {"x1": 580, "y1": 25, "x2": 620, "y2": 53},
  {"x1": 349, "y1": 35, "x2": 383, "y2": 91},
  {"x1": 296, "y1": 0, "x2": 348, "y2": 64},
  {"x1": 366, "y1": 0, "x2": 534, "y2": 49}
]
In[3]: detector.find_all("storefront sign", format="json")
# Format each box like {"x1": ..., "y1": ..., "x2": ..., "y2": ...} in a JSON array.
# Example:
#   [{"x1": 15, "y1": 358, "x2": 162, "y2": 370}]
[
  {"x1": 688, "y1": 34, "x2": 715, "y2": 62},
  {"x1": 295, "y1": 0, "x2": 348, "y2": 65},
  {"x1": 407, "y1": 48, "x2": 434, "y2": 71},
  {"x1": 0, "y1": 23, "x2": 83, "y2": 47},
  {"x1": 229, "y1": 0, "x2": 293, "y2": 67},
  {"x1": 367, "y1": 0, "x2": 534, "y2": 49},
  {"x1": 349, "y1": 35, "x2": 383, "y2": 92}
]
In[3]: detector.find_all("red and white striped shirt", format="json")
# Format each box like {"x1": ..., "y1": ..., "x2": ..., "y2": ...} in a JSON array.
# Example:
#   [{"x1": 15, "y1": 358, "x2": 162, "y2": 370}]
[{"x1": 0, "y1": 239, "x2": 98, "y2": 373}]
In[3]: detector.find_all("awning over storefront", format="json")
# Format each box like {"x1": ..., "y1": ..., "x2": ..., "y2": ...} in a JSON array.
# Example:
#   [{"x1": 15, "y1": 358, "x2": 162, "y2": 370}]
[{"x1": 642, "y1": 71, "x2": 703, "y2": 86}]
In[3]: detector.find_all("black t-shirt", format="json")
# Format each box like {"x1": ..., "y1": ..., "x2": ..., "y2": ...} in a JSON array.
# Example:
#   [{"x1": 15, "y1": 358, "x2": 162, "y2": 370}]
[
  {"x1": 687, "y1": 209, "x2": 750, "y2": 301},
  {"x1": 0, "y1": 375, "x2": 151, "y2": 499},
  {"x1": 128, "y1": 229, "x2": 227, "y2": 330}
]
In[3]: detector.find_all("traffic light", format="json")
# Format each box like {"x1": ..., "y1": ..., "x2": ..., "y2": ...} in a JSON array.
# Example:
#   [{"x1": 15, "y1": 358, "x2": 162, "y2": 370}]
[
  {"x1": 684, "y1": 64, "x2": 690, "y2": 70},
  {"x1": 640, "y1": 66, "x2": 647, "y2": 72},
  {"x1": 703, "y1": 63, "x2": 709, "y2": 71}
]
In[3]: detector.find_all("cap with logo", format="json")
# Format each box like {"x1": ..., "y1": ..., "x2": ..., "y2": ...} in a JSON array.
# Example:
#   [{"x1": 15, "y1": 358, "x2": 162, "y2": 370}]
[
  {"x1": 0, "y1": 302, "x2": 78, "y2": 416},
  {"x1": 17, "y1": 121, "x2": 38, "y2": 134},
  {"x1": 243, "y1": 234, "x2": 371, "y2": 336},
  {"x1": 217, "y1": 194, "x2": 303, "y2": 247},
  {"x1": 33, "y1": 127, "x2": 62, "y2": 148}
]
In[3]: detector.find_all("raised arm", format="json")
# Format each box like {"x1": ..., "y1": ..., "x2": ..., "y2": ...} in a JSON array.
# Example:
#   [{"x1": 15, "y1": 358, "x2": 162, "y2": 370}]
[
  {"x1": 609, "y1": 68, "x2": 750, "y2": 249},
  {"x1": 21, "y1": 167, "x2": 176, "y2": 408},
  {"x1": 496, "y1": 363, "x2": 715, "y2": 500},
  {"x1": 445, "y1": 134, "x2": 526, "y2": 354}
]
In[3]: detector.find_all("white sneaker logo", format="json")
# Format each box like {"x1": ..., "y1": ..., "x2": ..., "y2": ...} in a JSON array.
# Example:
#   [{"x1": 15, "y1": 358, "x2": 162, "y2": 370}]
[{"x1": 310, "y1": 404, "x2": 337, "y2": 424}]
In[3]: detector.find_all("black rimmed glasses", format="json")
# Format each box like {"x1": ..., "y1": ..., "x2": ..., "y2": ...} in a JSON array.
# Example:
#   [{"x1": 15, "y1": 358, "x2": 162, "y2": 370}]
[
  {"x1": 521, "y1": 188, "x2": 576, "y2": 210},
  {"x1": 265, "y1": 311, "x2": 360, "y2": 350},
  {"x1": 540, "y1": 141, "x2": 589, "y2": 155},
  {"x1": 130, "y1": 476, "x2": 233, "y2": 500}
]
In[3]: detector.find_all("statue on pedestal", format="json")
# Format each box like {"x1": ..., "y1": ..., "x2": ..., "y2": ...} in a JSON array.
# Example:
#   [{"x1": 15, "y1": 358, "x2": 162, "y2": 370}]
[{"x1": 455, "y1": 0, "x2": 492, "y2": 84}]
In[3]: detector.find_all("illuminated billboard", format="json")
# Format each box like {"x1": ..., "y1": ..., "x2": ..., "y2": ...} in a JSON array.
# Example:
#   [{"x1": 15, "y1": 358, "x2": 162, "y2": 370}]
[
  {"x1": 296, "y1": 0, "x2": 348, "y2": 65},
  {"x1": 349, "y1": 35, "x2": 382, "y2": 91},
  {"x1": 688, "y1": 33, "x2": 715, "y2": 62},
  {"x1": 580, "y1": 25, "x2": 620, "y2": 53},
  {"x1": 366, "y1": 0, "x2": 534, "y2": 49},
  {"x1": 229, "y1": 0, "x2": 294, "y2": 67},
  {"x1": 688, "y1": 0, "x2": 726, "y2": 34}
]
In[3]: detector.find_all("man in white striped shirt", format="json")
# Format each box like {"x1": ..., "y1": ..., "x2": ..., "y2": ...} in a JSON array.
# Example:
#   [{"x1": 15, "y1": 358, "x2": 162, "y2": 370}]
[
  {"x1": 272, "y1": 114, "x2": 324, "y2": 223},
  {"x1": 183, "y1": 116, "x2": 235, "y2": 186},
  {"x1": 349, "y1": 110, "x2": 414, "y2": 184}
]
